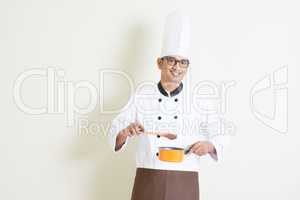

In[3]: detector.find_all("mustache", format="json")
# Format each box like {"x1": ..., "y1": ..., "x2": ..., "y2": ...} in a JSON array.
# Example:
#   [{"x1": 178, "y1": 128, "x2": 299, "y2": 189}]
[{"x1": 169, "y1": 69, "x2": 182, "y2": 74}]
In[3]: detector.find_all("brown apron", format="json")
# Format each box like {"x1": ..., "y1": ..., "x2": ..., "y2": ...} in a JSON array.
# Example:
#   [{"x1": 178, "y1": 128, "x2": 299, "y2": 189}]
[{"x1": 131, "y1": 168, "x2": 199, "y2": 200}]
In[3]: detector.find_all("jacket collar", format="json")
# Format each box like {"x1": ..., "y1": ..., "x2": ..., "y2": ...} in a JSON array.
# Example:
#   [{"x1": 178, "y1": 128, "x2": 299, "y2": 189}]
[{"x1": 157, "y1": 81, "x2": 183, "y2": 97}]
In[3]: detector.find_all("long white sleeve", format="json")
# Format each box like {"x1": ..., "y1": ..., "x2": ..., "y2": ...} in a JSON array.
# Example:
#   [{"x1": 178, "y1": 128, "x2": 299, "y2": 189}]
[
  {"x1": 108, "y1": 95, "x2": 137, "y2": 152},
  {"x1": 206, "y1": 115, "x2": 231, "y2": 162}
]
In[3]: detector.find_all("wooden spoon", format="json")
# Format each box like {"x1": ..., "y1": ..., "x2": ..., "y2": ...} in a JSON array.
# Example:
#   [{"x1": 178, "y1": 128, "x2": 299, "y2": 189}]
[{"x1": 142, "y1": 131, "x2": 177, "y2": 140}]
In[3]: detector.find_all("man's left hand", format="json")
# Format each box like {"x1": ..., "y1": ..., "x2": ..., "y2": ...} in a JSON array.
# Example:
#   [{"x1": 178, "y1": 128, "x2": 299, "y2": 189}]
[{"x1": 190, "y1": 141, "x2": 216, "y2": 156}]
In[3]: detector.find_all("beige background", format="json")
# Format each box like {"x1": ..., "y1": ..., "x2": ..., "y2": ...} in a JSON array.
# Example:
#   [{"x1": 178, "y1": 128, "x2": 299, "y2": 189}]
[{"x1": 0, "y1": 0, "x2": 299, "y2": 200}]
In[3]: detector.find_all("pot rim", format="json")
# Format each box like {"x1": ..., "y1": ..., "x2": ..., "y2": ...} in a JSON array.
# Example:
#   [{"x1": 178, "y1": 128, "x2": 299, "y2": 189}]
[{"x1": 158, "y1": 146, "x2": 184, "y2": 151}]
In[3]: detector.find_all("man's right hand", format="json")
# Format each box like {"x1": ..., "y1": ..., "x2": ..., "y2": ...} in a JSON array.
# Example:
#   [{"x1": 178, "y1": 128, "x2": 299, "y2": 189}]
[
  {"x1": 122, "y1": 122, "x2": 145, "y2": 137},
  {"x1": 115, "y1": 122, "x2": 144, "y2": 151}
]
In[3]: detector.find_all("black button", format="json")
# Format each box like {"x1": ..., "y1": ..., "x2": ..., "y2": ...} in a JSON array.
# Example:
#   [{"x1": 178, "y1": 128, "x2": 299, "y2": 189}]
[
  {"x1": 158, "y1": 116, "x2": 162, "y2": 120},
  {"x1": 174, "y1": 116, "x2": 178, "y2": 119},
  {"x1": 156, "y1": 153, "x2": 159, "y2": 156},
  {"x1": 174, "y1": 98, "x2": 178, "y2": 102},
  {"x1": 158, "y1": 98, "x2": 162, "y2": 102},
  {"x1": 157, "y1": 135, "x2": 160, "y2": 138}
]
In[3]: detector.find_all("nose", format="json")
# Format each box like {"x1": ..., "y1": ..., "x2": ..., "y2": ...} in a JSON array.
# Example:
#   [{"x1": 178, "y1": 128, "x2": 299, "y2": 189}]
[{"x1": 172, "y1": 61, "x2": 180, "y2": 70}]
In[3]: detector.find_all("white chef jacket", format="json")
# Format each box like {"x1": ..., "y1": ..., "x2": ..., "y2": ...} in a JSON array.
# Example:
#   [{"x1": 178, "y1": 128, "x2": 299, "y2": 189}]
[{"x1": 108, "y1": 81, "x2": 230, "y2": 172}]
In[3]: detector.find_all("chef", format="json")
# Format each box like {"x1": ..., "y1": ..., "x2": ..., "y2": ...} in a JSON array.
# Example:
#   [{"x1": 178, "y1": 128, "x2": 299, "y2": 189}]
[{"x1": 108, "y1": 10, "x2": 230, "y2": 200}]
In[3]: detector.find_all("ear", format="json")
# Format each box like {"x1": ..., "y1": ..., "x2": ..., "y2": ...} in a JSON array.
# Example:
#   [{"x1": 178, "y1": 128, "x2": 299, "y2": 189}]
[{"x1": 157, "y1": 58, "x2": 163, "y2": 69}]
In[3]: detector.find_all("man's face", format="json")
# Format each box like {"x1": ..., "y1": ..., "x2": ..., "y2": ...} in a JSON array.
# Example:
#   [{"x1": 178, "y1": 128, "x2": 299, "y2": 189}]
[{"x1": 157, "y1": 55, "x2": 189, "y2": 84}]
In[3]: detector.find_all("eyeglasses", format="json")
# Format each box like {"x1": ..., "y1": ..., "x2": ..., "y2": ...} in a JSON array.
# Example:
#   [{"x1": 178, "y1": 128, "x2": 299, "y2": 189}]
[{"x1": 162, "y1": 56, "x2": 190, "y2": 69}]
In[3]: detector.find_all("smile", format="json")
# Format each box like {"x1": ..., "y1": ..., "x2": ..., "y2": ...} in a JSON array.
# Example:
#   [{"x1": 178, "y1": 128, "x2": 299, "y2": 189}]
[{"x1": 170, "y1": 70, "x2": 182, "y2": 77}]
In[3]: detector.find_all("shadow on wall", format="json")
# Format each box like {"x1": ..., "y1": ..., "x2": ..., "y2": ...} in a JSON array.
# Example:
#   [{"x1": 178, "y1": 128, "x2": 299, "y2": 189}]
[{"x1": 66, "y1": 23, "x2": 152, "y2": 200}]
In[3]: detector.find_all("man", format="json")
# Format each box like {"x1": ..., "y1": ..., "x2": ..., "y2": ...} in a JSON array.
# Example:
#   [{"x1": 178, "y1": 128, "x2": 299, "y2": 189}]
[{"x1": 108, "y1": 10, "x2": 229, "y2": 200}]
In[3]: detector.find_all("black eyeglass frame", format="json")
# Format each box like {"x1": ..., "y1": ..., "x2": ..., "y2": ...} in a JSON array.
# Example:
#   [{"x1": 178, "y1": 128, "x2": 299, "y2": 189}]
[{"x1": 161, "y1": 56, "x2": 190, "y2": 68}]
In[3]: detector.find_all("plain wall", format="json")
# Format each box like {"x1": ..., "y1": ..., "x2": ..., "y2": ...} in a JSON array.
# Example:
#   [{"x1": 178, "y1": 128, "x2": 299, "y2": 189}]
[{"x1": 1, "y1": 0, "x2": 299, "y2": 200}]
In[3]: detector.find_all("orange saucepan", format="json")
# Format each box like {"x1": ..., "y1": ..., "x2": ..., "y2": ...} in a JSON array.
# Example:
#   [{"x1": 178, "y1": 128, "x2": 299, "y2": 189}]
[{"x1": 157, "y1": 146, "x2": 191, "y2": 163}]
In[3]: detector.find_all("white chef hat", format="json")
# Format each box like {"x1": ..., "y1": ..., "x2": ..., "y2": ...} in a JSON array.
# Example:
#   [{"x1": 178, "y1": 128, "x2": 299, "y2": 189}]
[{"x1": 161, "y1": 10, "x2": 191, "y2": 59}]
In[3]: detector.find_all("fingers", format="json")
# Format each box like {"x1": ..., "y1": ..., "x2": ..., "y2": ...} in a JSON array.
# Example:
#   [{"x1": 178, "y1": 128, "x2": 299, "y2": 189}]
[
  {"x1": 133, "y1": 122, "x2": 144, "y2": 135},
  {"x1": 133, "y1": 124, "x2": 141, "y2": 135},
  {"x1": 194, "y1": 147, "x2": 206, "y2": 156},
  {"x1": 190, "y1": 142, "x2": 209, "y2": 156},
  {"x1": 190, "y1": 142, "x2": 201, "y2": 153},
  {"x1": 127, "y1": 122, "x2": 144, "y2": 137},
  {"x1": 128, "y1": 125, "x2": 136, "y2": 137},
  {"x1": 136, "y1": 123, "x2": 144, "y2": 133}
]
